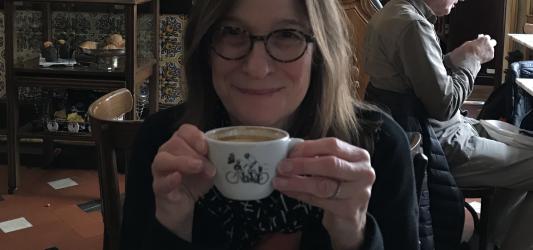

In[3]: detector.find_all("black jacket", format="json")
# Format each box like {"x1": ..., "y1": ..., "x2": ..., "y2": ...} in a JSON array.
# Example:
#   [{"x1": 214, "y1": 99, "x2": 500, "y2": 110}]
[
  {"x1": 120, "y1": 104, "x2": 419, "y2": 250},
  {"x1": 366, "y1": 84, "x2": 465, "y2": 250}
]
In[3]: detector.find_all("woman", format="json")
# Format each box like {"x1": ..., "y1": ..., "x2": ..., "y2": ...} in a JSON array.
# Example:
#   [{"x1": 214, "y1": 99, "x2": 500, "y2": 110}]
[{"x1": 120, "y1": 0, "x2": 419, "y2": 249}]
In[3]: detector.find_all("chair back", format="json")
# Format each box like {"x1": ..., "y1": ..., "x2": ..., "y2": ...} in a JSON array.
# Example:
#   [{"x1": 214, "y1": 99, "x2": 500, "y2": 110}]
[
  {"x1": 524, "y1": 22, "x2": 533, "y2": 34},
  {"x1": 341, "y1": 0, "x2": 382, "y2": 100},
  {"x1": 88, "y1": 88, "x2": 143, "y2": 250},
  {"x1": 407, "y1": 132, "x2": 428, "y2": 202}
]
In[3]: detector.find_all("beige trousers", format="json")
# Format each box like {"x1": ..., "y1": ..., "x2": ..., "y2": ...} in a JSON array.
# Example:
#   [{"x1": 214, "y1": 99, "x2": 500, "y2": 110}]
[{"x1": 438, "y1": 116, "x2": 533, "y2": 250}]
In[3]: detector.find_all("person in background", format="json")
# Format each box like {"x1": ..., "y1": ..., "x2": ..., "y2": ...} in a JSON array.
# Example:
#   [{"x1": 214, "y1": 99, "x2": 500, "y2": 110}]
[
  {"x1": 120, "y1": 0, "x2": 420, "y2": 249},
  {"x1": 364, "y1": 0, "x2": 533, "y2": 249}
]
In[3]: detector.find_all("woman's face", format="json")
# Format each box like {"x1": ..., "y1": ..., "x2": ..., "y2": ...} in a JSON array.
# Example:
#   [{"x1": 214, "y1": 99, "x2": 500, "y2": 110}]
[{"x1": 210, "y1": 0, "x2": 314, "y2": 128}]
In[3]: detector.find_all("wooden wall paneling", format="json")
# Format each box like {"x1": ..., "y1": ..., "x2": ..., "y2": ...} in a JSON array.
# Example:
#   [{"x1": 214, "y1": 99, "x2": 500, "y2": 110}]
[
  {"x1": 340, "y1": 0, "x2": 380, "y2": 100},
  {"x1": 503, "y1": 0, "x2": 519, "y2": 76}
]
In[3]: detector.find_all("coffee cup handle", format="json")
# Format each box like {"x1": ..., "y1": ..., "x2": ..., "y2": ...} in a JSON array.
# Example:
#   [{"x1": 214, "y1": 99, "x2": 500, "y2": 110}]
[{"x1": 289, "y1": 138, "x2": 304, "y2": 151}]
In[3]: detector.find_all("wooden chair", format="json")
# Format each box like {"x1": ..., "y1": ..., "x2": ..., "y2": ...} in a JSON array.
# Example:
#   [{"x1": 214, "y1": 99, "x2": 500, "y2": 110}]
[
  {"x1": 88, "y1": 88, "x2": 143, "y2": 250},
  {"x1": 341, "y1": 0, "x2": 382, "y2": 100},
  {"x1": 461, "y1": 186, "x2": 495, "y2": 250},
  {"x1": 524, "y1": 22, "x2": 533, "y2": 34},
  {"x1": 408, "y1": 133, "x2": 495, "y2": 249},
  {"x1": 408, "y1": 132, "x2": 428, "y2": 199},
  {"x1": 411, "y1": 125, "x2": 494, "y2": 249}
]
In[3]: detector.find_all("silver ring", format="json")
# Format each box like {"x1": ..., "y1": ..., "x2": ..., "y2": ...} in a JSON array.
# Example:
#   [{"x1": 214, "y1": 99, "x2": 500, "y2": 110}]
[{"x1": 328, "y1": 181, "x2": 342, "y2": 199}]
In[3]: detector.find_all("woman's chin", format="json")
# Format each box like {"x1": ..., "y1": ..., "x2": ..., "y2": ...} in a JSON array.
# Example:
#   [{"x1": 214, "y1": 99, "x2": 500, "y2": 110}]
[{"x1": 233, "y1": 115, "x2": 286, "y2": 128}]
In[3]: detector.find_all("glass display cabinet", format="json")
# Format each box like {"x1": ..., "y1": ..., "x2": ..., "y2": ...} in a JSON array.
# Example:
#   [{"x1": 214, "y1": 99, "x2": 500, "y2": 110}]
[{"x1": 5, "y1": 0, "x2": 160, "y2": 193}]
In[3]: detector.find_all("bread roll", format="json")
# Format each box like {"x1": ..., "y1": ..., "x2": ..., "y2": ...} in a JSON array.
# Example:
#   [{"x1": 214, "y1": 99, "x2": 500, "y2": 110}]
[
  {"x1": 106, "y1": 34, "x2": 124, "y2": 48},
  {"x1": 79, "y1": 41, "x2": 98, "y2": 50},
  {"x1": 43, "y1": 41, "x2": 54, "y2": 48},
  {"x1": 102, "y1": 44, "x2": 118, "y2": 50}
]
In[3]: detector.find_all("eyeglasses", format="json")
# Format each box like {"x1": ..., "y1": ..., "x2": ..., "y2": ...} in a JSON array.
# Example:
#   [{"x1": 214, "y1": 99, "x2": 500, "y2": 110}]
[{"x1": 211, "y1": 26, "x2": 315, "y2": 63}]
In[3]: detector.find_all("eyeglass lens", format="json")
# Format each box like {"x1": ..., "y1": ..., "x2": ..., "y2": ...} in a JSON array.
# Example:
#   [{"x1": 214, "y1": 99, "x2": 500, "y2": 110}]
[{"x1": 212, "y1": 26, "x2": 311, "y2": 62}]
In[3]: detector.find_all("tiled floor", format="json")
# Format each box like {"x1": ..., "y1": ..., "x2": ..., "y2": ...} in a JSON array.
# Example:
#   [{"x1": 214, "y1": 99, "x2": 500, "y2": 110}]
[{"x1": 0, "y1": 164, "x2": 124, "y2": 250}]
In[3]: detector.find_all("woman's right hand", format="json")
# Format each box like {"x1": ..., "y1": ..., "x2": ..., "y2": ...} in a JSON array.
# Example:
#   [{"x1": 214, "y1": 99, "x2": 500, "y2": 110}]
[{"x1": 152, "y1": 124, "x2": 216, "y2": 241}]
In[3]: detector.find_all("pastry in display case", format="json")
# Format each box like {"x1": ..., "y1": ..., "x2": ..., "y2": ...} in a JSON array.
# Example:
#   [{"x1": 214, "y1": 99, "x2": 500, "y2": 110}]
[{"x1": 5, "y1": 0, "x2": 160, "y2": 193}]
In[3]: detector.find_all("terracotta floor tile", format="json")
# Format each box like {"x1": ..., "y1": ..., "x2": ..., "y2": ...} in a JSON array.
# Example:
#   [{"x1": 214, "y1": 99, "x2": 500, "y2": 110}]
[
  {"x1": 0, "y1": 165, "x2": 121, "y2": 250},
  {"x1": 54, "y1": 205, "x2": 103, "y2": 238}
]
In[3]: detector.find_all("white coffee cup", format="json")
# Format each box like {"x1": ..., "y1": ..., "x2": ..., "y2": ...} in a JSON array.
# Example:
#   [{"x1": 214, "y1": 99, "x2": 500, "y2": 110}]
[{"x1": 205, "y1": 126, "x2": 302, "y2": 200}]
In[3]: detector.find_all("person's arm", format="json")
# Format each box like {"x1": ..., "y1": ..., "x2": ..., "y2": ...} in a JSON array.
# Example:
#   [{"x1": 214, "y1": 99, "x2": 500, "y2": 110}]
[
  {"x1": 355, "y1": 214, "x2": 385, "y2": 250},
  {"x1": 367, "y1": 113, "x2": 420, "y2": 250},
  {"x1": 398, "y1": 20, "x2": 480, "y2": 121},
  {"x1": 300, "y1": 211, "x2": 384, "y2": 250},
  {"x1": 119, "y1": 108, "x2": 212, "y2": 249}
]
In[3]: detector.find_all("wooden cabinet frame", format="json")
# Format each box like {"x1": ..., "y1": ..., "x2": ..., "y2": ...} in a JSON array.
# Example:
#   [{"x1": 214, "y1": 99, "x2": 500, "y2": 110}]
[{"x1": 4, "y1": 0, "x2": 160, "y2": 194}]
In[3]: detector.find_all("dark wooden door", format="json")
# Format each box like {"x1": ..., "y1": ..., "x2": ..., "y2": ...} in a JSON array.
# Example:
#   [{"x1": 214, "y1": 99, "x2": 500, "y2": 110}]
[
  {"x1": 160, "y1": 0, "x2": 191, "y2": 14},
  {"x1": 446, "y1": 0, "x2": 507, "y2": 86}
]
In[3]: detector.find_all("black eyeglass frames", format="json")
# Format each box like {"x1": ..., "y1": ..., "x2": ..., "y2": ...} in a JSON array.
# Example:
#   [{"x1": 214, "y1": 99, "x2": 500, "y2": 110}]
[{"x1": 211, "y1": 26, "x2": 315, "y2": 63}]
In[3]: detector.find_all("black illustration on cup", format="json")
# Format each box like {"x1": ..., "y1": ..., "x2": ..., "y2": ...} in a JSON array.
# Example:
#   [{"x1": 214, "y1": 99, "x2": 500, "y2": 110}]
[{"x1": 225, "y1": 153, "x2": 269, "y2": 185}]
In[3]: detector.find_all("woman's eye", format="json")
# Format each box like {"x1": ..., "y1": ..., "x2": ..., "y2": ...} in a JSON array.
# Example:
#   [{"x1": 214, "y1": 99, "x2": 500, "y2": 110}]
[
  {"x1": 277, "y1": 30, "x2": 300, "y2": 39},
  {"x1": 221, "y1": 26, "x2": 246, "y2": 36},
  {"x1": 272, "y1": 30, "x2": 305, "y2": 42},
  {"x1": 216, "y1": 26, "x2": 248, "y2": 47}
]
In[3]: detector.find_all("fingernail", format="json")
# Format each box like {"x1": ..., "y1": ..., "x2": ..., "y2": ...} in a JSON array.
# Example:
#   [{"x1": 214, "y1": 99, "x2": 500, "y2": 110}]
[
  {"x1": 204, "y1": 165, "x2": 216, "y2": 177},
  {"x1": 279, "y1": 162, "x2": 292, "y2": 173},
  {"x1": 197, "y1": 140, "x2": 207, "y2": 154}
]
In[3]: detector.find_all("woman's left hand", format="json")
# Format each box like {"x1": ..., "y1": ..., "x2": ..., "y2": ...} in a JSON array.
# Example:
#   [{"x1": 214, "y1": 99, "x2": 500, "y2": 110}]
[{"x1": 273, "y1": 138, "x2": 375, "y2": 250}]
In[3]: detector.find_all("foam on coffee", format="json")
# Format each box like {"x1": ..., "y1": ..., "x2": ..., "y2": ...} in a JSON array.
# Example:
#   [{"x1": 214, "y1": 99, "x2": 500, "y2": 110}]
[
  {"x1": 209, "y1": 126, "x2": 286, "y2": 142},
  {"x1": 218, "y1": 134, "x2": 277, "y2": 142}
]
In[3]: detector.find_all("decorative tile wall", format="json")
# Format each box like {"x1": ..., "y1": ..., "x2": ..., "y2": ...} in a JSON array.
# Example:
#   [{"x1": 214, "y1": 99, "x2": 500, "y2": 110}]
[
  {"x1": 51, "y1": 11, "x2": 125, "y2": 49},
  {"x1": 138, "y1": 14, "x2": 155, "y2": 61},
  {"x1": 14, "y1": 10, "x2": 42, "y2": 64},
  {"x1": 0, "y1": 12, "x2": 188, "y2": 105},
  {"x1": 159, "y1": 15, "x2": 187, "y2": 105}
]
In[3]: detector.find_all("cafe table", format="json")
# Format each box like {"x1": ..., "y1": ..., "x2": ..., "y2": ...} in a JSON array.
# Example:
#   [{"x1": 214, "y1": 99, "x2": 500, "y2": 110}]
[
  {"x1": 508, "y1": 33, "x2": 533, "y2": 50},
  {"x1": 515, "y1": 78, "x2": 533, "y2": 97}
]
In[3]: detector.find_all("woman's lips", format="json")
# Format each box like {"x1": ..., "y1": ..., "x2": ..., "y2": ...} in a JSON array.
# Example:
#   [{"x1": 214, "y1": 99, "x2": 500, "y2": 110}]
[{"x1": 234, "y1": 85, "x2": 284, "y2": 95}]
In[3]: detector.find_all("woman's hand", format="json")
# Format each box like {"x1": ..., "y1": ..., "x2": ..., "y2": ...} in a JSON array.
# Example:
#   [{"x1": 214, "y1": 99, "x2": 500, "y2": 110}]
[
  {"x1": 272, "y1": 138, "x2": 375, "y2": 250},
  {"x1": 152, "y1": 124, "x2": 216, "y2": 241}
]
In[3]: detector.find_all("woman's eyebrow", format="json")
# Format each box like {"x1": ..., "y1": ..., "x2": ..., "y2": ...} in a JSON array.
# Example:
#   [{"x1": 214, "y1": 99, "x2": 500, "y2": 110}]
[
  {"x1": 219, "y1": 17, "x2": 309, "y2": 31},
  {"x1": 219, "y1": 16, "x2": 243, "y2": 25},
  {"x1": 274, "y1": 19, "x2": 309, "y2": 30}
]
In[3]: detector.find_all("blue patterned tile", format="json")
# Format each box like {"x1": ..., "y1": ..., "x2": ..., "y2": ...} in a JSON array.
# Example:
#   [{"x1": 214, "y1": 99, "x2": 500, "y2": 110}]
[
  {"x1": 159, "y1": 15, "x2": 187, "y2": 105},
  {"x1": 160, "y1": 80, "x2": 186, "y2": 105},
  {"x1": 160, "y1": 35, "x2": 184, "y2": 60},
  {"x1": 3, "y1": 11, "x2": 192, "y2": 105},
  {"x1": 0, "y1": 11, "x2": 4, "y2": 32},
  {"x1": 160, "y1": 15, "x2": 186, "y2": 38},
  {"x1": 160, "y1": 61, "x2": 183, "y2": 83},
  {"x1": 15, "y1": 10, "x2": 43, "y2": 63}
]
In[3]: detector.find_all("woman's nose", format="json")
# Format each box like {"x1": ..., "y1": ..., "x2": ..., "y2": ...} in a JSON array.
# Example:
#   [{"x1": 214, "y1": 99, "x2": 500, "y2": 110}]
[{"x1": 242, "y1": 42, "x2": 273, "y2": 79}]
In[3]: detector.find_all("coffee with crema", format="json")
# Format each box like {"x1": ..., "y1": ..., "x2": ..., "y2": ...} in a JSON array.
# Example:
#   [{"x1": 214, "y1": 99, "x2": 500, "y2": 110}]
[
  {"x1": 218, "y1": 134, "x2": 278, "y2": 142},
  {"x1": 205, "y1": 126, "x2": 302, "y2": 200}
]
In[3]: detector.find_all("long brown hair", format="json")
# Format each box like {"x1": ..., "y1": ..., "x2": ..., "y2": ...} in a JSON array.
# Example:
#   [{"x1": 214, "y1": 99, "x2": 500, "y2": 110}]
[{"x1": 181, "y1": 0, "x2": 376, "y2": 148}]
